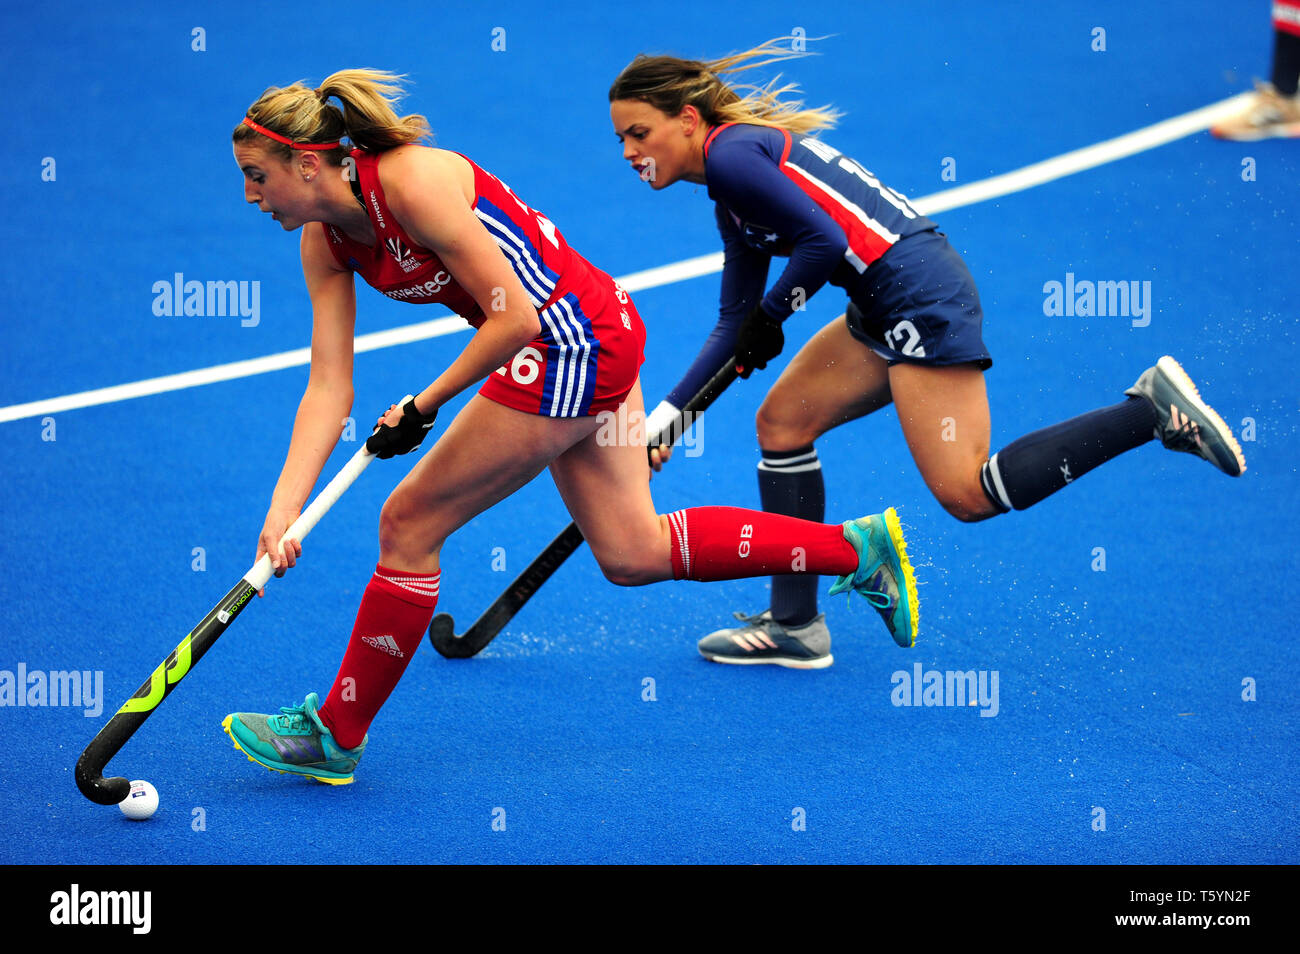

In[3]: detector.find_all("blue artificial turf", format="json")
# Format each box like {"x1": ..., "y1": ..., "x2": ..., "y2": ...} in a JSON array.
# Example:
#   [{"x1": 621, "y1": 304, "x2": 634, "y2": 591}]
[{"x1": 0, "y1": 0, "x2": 1295, "y2": 866}]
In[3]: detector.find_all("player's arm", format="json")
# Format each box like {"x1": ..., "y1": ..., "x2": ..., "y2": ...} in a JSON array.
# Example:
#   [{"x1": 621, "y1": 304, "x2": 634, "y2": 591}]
[
  {"x1": 692, "y1": 137, "x2": 851, "y2": 381},
  {"x1": 645, "y1": 206, "x2": 770, "y2": 449},
  {"x1": 379, "y1": 148, "x2": 542, "y2": 416},
  {"x1": 707, "y1": 137, "x2": 848, "y2": 320},
  {"x1": 649, "y1": 139, "x2": 848, "y2": 436},
  {"x1": 257, "y1": 224, "x2": 358, "y2": 586}
]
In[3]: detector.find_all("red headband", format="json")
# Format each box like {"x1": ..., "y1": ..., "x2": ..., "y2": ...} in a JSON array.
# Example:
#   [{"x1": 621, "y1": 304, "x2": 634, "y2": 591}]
[{"x1": 241, "y1": 116, "x2": 341, "y2": 151}]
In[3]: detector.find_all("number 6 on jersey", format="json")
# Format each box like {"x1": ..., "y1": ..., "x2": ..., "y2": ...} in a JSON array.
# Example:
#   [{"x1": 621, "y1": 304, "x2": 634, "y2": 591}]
[{"x1": 497, "y1": 345, "x2": 544, "y2": 385}]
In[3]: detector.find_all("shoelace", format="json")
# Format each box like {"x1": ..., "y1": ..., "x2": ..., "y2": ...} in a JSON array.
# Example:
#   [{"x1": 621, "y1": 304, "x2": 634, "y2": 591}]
[
  {"x1": 835, "y1": 557, "x2": 892, "y2": 609},
  {"x1": 275, "y1": 703, "x2": 311, "y2": 732},
  {"x1": 857, "y1": 563, "x2": 892, "y2": 610},
  {"x1": 860, "y1": 587, "x2": 892, "y2": 610},
  {"x1": 1163, "y1": 412, "x2": 1203, "y2": 453}
]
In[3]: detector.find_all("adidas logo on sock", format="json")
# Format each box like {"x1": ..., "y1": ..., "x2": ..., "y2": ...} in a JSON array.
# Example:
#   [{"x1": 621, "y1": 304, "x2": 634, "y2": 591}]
[{"x1": 361, "y1": 634, "x2": 404, "y2": 658}]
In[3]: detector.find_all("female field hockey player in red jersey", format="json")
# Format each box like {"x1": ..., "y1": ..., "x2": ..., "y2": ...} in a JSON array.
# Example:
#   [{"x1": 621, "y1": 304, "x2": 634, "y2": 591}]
[
  {"x1": 221, "y1": 70, "x2": 919, "y2": 785},
  {"x1": 609, "y1": 40, "x2": 1246, "y2": 669}
]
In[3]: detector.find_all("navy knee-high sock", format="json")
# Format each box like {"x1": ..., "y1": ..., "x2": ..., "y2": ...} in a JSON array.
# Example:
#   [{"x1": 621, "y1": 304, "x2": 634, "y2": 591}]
[
  {"x1": 1272, "y1": 27, "x2": 1300, "y2": 97},
  {"x1": 758, "y1": 445, "x2": 824, "y2": 626},
  {"x1": 980, "y1": 397, "x2": 1157, "y2": 512}
]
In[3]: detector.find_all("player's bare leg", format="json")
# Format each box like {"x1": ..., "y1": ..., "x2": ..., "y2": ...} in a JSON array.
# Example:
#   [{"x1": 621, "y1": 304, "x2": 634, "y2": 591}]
[
  {"x1": 755, "y1": 314, "x2": 894, "y2": 452},
  {"x1": 225, "y1": 394, "x2": 602, "y2": 780},
  {"x1": 887, "y1": 362, "x2": 998, "y2": 523},
  {"x1": 546, "y1": 378, "x2": 672, "y2": 586},
  {"x1": 550, "y1": 377, "x2": 918, "y2": 651},
  {"x1": 892, "y1": 356, "x2": 1245, "y2": 523},
  {"x1": 378, "y1": 394, "x2": 601, "y2": 572}
]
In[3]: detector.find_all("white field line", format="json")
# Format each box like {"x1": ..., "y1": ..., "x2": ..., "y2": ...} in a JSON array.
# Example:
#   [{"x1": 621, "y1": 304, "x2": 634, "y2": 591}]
[{"x1": 0, "y1": 92, "x2": 1252, "y2": 425}]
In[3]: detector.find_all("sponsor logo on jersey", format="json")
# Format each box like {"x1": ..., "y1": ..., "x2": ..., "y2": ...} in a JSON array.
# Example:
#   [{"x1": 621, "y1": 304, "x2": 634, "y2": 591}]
[
  {"x1": 368, "y1": 189, "x2": 386, "y2": 230},
  {"x1": 385, "y1": 236, "x2": 422, "y2": 273},
  {"x1": 382, "y1": 271, "x2": 453, "y2": 301}
]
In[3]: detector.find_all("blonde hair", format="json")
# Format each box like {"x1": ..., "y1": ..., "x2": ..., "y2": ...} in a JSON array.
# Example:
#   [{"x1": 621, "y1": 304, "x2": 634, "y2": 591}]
[
  {"x1": 609, "y1": 36, "x2": 840, "y2": 135},
  {"x1": 232, "y1": 68, "x2": 431, "y2": 163}
]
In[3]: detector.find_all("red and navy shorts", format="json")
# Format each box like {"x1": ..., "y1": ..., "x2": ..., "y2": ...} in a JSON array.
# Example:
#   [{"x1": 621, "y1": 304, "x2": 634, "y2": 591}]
[{"x1": 478, "y1": 252, "x2": 646, "y2": 417}]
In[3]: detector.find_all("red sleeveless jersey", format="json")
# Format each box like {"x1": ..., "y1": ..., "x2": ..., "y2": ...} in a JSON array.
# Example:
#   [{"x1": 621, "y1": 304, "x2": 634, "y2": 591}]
[
  {"x1": 321, "y1": 149, "x2": 576, "y2": 322},
  {"x1": 320, "y1": 149, "x2": 644, "y2": 418}
]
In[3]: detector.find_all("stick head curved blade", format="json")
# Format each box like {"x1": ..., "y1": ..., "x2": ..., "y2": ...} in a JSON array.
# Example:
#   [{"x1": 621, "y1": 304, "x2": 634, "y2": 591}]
[
  {"x1": 76, "y1": 763, "x2": 132, "y2": 806},
  {"x1": 428, "y1": 612, "x2": 479, "y2": 659}
]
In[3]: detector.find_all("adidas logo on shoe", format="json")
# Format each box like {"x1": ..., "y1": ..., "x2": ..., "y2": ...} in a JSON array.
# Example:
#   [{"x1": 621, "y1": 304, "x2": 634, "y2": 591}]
[
  {"x1": 1169, "y1": 405, "x2": 1204, "y2": 450},
  {"x1": 361, "y1": 634, "x2": 404, "y2": 658}
]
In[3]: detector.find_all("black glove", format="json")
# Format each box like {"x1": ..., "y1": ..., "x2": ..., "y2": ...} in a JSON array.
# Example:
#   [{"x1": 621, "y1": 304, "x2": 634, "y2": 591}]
[
  {"x1": 366, "y1": 398, "x2": 438, "y2": 460},
  {"x1": 734, "y1": 302, "x2": 784, "y2": 379}
]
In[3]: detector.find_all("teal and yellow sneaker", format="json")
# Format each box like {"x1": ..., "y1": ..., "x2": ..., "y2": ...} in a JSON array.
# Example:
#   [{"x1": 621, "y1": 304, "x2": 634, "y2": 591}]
[
  {"x1": 828, "y1": 508, "x2": 919, "y2": 648},
  {"x1": 222, "y1": 692, "x2": 364, "y2": 785}
]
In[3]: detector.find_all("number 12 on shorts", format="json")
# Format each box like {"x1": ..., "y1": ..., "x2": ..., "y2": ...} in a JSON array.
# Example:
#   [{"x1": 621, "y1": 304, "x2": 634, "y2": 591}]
[{"x1": 884, "y1": 320, "x2": 926, "y2": 358}]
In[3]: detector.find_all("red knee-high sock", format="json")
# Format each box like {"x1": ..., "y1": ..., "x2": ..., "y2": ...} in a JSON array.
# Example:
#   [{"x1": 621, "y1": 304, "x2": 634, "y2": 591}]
[
  {"x1": 317, "y1": 565, "x2": 440, "y2": 749},
  {"x1": 665, "y1": 507, "x2": 857, "y2": 581}
]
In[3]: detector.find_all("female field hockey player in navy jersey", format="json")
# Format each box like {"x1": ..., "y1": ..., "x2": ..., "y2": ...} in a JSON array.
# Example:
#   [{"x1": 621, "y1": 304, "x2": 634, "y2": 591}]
[
  {"x1": 609, "y1": 39, "x2": 1246, "y2": 669},
  {"x1": 221, "y1": 69, "x2": 919, "y2": 786}
]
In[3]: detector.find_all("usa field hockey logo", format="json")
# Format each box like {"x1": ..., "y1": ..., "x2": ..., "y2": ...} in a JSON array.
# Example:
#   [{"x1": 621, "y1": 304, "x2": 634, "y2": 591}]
[{"x1": 385, "y1": 236, "x2": 422, "y2": 273}]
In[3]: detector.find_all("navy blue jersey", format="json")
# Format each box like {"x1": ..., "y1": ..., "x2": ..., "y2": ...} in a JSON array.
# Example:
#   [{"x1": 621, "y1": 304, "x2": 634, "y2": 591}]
[{"x1": 665, "y1": 123, "x2": 938, "y2": 408}]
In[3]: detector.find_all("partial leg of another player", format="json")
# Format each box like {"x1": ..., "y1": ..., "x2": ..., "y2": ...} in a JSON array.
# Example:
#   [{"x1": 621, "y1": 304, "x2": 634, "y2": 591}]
[
  {"x1": 890, "y1": 352, "x2": 1245, "y2": 526},
  {"x1": 698, "y1": 332, "x2": 1250, "y2": 670},
  {"x1": 1211, "y1": 9, "x2": 1300, "y2": 140},
  {"x1": 697, "y1": 314, "x2": 898, "y2": 667},
  {"x1": 547, "y1": 377, "x2": 919, "y2": 655}
]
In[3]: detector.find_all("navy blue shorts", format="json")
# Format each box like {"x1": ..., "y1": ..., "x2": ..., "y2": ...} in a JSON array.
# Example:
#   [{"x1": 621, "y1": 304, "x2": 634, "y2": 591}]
[{"x1": 845, "y1": 229, "x2": 993, "y2": 370}]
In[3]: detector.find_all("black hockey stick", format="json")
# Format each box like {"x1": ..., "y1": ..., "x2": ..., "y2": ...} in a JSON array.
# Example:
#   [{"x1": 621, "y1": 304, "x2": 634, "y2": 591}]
[
  {"x1": 75, "y1": 442, "x2": 378, "y2": 805},
  {"x1": 429, "y1": 362, "x2": 740, "y2": 658}
]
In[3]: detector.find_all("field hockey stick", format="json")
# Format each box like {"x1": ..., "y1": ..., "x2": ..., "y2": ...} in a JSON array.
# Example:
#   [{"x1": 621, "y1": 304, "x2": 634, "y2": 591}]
[
  {"x1": 73, "y1": 421, "x2": 393, "y2": 806},
  {"x1": 428, "y1": 363, "x2": 739, "y2": 659}
]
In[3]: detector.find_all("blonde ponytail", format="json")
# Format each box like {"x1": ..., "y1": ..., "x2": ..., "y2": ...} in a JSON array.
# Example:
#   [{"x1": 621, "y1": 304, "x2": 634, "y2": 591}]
[
  {"x1": 315, "y1": 69, "x2": 431, "y2": 152},
  {"x1": 233, "y1": 68, "x2": 431, "y2": 162}
]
